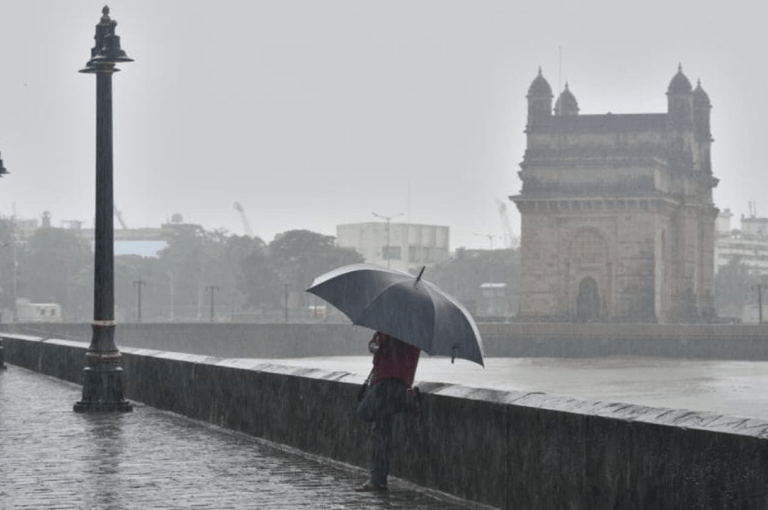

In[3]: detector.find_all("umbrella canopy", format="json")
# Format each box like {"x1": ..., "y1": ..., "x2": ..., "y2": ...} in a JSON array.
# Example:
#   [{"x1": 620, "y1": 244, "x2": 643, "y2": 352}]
[{"x1": 307, "y1": 263, "x2": 484, "y2": 366}]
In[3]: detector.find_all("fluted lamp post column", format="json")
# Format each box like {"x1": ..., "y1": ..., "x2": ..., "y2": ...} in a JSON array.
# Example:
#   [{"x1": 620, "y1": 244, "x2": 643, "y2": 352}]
[{"x1": 74, "y1": 6, "x2": 133, "y2": 413}]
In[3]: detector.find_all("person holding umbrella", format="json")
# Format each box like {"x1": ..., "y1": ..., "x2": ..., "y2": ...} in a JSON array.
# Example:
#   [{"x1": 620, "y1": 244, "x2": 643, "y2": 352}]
[
  {"x1": 306, "y1": 263, "x2": 484, "y2": 491},
  {"x1": 354, "y1": 331, "x2": 421, "y2": 492}
]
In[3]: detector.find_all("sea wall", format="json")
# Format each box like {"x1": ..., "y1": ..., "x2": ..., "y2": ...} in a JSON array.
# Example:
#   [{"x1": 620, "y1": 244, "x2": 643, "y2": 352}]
[
  {"x1": 3, "y1": 333, "x2": 767, "y2": 509},
  {"x1": 3, "y1": 322, "x2": 768, "y2": 360}
]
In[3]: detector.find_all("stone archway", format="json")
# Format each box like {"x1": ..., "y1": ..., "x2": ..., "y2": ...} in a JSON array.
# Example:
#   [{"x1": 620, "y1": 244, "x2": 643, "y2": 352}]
[{"x1": 576, "y1": 277, "x2": 600, "y2": 321}]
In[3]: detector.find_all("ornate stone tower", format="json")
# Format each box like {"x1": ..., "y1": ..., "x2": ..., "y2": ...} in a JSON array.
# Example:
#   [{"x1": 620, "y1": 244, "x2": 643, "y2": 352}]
[{"x1": 511, "y1": 67, "x2": 718, "y2": 323}]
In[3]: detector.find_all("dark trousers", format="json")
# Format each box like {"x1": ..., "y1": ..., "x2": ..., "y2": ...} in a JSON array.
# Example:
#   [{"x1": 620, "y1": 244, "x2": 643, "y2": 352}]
[{"x1": 356, "y1": 378, "x2": 408, "y2": 486}]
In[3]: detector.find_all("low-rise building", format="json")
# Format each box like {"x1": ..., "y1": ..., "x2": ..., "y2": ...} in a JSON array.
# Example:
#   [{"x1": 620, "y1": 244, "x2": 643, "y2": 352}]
[
  {"x1": 15, "y1": 299, "x2": 63, "y2": 323},
  {"x1": 336, "y1": 222, "x2": 450, "y2": 273},
  {"x1": 715, "y1": 209, "x2": 768, "y2": 275}
]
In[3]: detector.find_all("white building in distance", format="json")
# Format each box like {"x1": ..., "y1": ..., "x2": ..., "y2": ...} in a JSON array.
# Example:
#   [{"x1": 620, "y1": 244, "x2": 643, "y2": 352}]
[
  {"x1": 715, "y1": 208, "x2": 768, "y2": 274},
  {"x1": 336, "y1": 222, "x2": 450, "y2": 273}
]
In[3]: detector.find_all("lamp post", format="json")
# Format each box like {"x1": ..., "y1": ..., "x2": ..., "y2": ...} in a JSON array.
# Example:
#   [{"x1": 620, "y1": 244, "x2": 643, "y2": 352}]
[
  {"x1": 133, "y1": 279, "x2": 146, "y2": 322},
  {"x1": 168, "y1": 270, "x2": 175, "y2": 321},
  {"x1": 755, "y1": 283, "x2": 767, "y2": 325},
  {"x1": 206, "y1": 285, "x2": 219, "y2": 323},
  {"x1": 474, "y1": 233, "x2": 495, "y2": 250},
  {"x1": 74, "y1": 6, "x2": 133, "y2": 413},
  {"x1": 372, "y1": 212, "x2": 403, "y2": 269},
  {"x1": 10, "y1": 222, "x2": 17, "y2": 324},
  {"x1": 284, "y1": 283, "x2": 289, "y2": 323}
]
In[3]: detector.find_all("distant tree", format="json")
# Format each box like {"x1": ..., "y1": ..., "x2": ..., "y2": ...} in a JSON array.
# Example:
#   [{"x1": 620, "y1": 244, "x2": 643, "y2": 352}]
[
  {"x1": 267, "y1": 229, "x2": 364, "y2": 308},
  {"x1": 220, "y1": 234, "x2": 272, "y2": 317},
  {"x1": 156, "y1": 225, "x2": 209, "y2": 320},
  {"x1": 715, "y1": 255, "x2": 758, "y2": 319},
  {"x1": 238, "y1": 237, "x2": 282, "y2": 311},
  {"x1": 426, "y1": 248, "x2": 521, "y2": 317},
  {"x1": 67, "y1": 260, "x2": 93, "y2": 322},
  {"x1": 154, "y1": 228, "x2": 273, "y2": 321},
  {"x1": 0, "y1": 217, "x2": 15, "y2": 313},
  {"x1": 17, "y1": 227, "x2": 92, "y2": 318},
  {"x1": 114, "y1": 254, "x2": 165, "y2": 322}
]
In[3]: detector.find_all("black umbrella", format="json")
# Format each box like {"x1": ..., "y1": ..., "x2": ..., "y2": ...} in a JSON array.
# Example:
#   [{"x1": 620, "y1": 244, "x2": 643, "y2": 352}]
[{"x1": 307, "y1": 263, "x2": 484, "y2": 366}]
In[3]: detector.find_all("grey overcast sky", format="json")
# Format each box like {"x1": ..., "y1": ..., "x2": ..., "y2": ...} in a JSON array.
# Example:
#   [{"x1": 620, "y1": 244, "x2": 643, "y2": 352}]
[{"x1": 0, "y1": 1, "x2": 760, "y2": 249}]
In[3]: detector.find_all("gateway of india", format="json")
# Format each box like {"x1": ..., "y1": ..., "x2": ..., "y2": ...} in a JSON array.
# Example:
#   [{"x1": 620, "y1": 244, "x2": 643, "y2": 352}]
[{"x1": 511, "y1": 66, "x2": 718, "y2": 323}]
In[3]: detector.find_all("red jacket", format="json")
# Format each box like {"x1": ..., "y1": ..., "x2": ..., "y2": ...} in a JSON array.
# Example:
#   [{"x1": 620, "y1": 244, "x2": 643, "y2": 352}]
[{"x1": 369, "y1": 332, "x2": 420, "y2": 387}]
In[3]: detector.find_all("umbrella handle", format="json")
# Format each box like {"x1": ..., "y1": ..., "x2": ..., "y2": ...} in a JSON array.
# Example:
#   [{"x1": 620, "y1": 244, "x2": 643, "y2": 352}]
[{"x1": 451, "y1": 344, "x2": 458, "y2": 364}]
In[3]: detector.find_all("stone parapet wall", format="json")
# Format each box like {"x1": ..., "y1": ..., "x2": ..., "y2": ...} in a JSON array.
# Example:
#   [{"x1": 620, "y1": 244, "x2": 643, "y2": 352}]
[
  {"x1": 479, "y1": 322, "x2": 768, "y2": 359},
  {"x1": 0, "y1": 322, "x2": 373, "y2": 358},
  {"x1": 3, "y1": 333, "x2": 767, "y2": 509},
  {"x1": 3, "y1": 322, "x2": 768, "y2": 360}
]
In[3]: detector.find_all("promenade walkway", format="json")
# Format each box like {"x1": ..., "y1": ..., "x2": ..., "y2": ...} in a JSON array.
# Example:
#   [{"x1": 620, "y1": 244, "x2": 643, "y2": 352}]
[{"x1": 0, "y1": 365, "x2": 492, "y2": 509}]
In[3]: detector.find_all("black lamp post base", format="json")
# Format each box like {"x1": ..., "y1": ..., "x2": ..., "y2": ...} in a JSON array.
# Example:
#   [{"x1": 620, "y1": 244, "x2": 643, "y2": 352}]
[{"x1": 73, "y1": 363, "x2": 133, "y2": 413}]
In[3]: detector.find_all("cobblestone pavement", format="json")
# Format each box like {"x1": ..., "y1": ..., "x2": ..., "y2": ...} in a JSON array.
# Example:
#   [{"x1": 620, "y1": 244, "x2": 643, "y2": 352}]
[{"x1": 0, "y1": 365, "x2": 494, "y2": 509}]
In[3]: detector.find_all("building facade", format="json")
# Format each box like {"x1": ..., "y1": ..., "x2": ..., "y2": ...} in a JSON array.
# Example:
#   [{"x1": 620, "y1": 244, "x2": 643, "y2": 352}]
[
  {"x1": 511, "y1": 67, "x2": 718, "y2": 323},
  {"x1": 715, "y1": 208, "x2": 768, "y2": 275},
  {"x1": 336, "y1": 222, "x2": 449, "y2": 273}
]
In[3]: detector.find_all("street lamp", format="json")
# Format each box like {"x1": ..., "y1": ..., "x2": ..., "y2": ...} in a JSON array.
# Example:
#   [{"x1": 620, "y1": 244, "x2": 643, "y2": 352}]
[
  {"x1": 74, "y1": 6, "x2": 133, "y2": 413},
  {"x1": 206, "y1": 285, "x2": 219, "y2": 323},
  {"x1": 284, "y1": 283, "x2": 290, "y2": 323},
  {"x1": 1, "y1": 219, "x2": 18, "y2": 323},
  {"x1": 473, "y1": 233, "x2": 496, "y2": 250},
  {"x1": 372, "y1": 212, "x2": 403, "y2": 269},
  {"x1": 755, "y1": 283, "x2": 767, "y2": 324},
  {"x1": 133, "y1": 279, "x2": 146, "y2": 322},
  {"x1": 168, "y1": 270, "x2": 175, "y2": 321}
]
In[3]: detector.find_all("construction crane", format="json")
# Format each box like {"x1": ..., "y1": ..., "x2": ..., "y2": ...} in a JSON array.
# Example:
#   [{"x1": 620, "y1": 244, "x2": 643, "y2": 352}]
[
  {"x1": 496, "y1": 199, "x2": 519, "y2": 249},
  {"x1": 233, "y1": 202, "x2": 253, "y2": 237},
  {"x1": 114, "y1": 206, "x2": 128, "y2": 229}
]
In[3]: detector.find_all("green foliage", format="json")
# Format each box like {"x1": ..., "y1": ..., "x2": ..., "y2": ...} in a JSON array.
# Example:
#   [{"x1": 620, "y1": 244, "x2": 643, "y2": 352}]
[
  {"x1": 147, "y1": 228, "x2": 270, "y2": 321},
  {"x1": 8, "y1": 222, "x2": 365, "y2": 322},
  {"x1": 17, "y1": 227, "x2": 92, "y2": 317},
  {"x1": 0, "y1": 218, "x2": 16, "y2": 312},
  {"x1": 0, "y1": 219, "x2": 15, "y2": 310},
  {"x1": 425, "y1": 248, "x2": 520, "y2": 317},
  {"x1": 267, "y1": 230, "x2": 364, "y2": 296},
  {"x1": 114, "y1": 254, "x2": 163, "y2": 322},
  {"x1": 115, "y1": 228, "x2": 363, "y2": 321},
  {"x1": 714, "y1": 255, "x2": 762, "y2": 319},
  {"x1": 239, "y1": 244, "x2": 281, "y2": 310}
]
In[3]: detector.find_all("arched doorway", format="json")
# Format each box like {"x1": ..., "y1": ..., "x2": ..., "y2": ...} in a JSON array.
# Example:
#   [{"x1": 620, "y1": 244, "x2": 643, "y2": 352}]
[{"x1": 576, "y1": 277, "x2": 600, "y2": 321}]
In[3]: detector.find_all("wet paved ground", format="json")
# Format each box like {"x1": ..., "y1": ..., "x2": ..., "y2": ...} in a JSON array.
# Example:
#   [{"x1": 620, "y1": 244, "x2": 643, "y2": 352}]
[
  {"x1": 0, "y1": 365, "x2": 492, "y2": 509},
  {"x1": 265, "y1": 356, "x2": 768, "y2": 421}
]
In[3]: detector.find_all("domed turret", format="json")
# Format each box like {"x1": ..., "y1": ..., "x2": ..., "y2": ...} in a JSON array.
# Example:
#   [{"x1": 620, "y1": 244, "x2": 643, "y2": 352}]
[
  {"x1": 667, "y1": 64, "x2": 693, "y2": 128},
  {"x1": 693, "y1": 79, "x2": 711, "y2": 107},
  {"x1": 667, "y1": 64, "x2": 693, "y2": 94},
  {"x1": 554, "y1": 82, "x2": 579, "y2": 116},
  {"x1": 528, "y1": 67, "x2": 553, "y2": 97},
  {"x1": 527, "y1": 67, "x2": 553, "y2": 129},
  {"x1": 693, "y1": 79, "x2": 712, "y2": 142}
]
